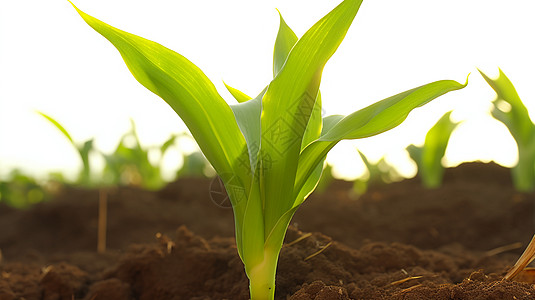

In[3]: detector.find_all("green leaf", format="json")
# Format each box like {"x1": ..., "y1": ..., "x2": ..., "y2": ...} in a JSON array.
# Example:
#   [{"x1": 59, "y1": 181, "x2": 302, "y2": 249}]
[
  {"x1": 479, "y1": 69, "x2": 533, "y2": 146},
  {"x1": 70, "y1": 2, "x2": 250, "y2": 192},
  {"x1": 295, "y1": 78, "x2": 468, "y2": 193},
  {"x1": 273, "y1": 11, "x2": 298, "y2": 77},
  {"x1": 230, "y1": 90, "x2": 264, "y2": 178},
  {"x1": 273, "y1": 11, "x2": 322, "y2": 151},
  {"x1": 37, "y1": 111, "x2": 94, "y2": 185},
  {"x1": 37, "y1": 111, "x2": 74, "y2": 144},
  {"x1": 479, "y1": 69, "x2": 535, "y2": 191},
  {"x1": 408, "y1": 111, "x2": 459, "y2": 188},
  {"x1": 261, "y1": 0, "x2": 363, "y2": 236}
]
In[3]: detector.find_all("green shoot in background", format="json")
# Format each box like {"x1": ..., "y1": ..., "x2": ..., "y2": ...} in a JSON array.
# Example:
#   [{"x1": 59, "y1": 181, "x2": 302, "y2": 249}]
[
  {"x1": 354, "y1": 150, "x2": 400, "y2": 196},
  {"x1": 103, "y1": 121, "x2": 209, "y2": 189},
  {"x1": 69, "y1": 0, "x2": 467, "y2": 298},
  {"x1": 406, "y1": 111, "x2": 459, "y2": 188},
  {"x1": 0, "y1": 170, "x2": 48, "y2": 208},
  {"x1": 102, "y1": 119, "x2": 175, "y2": 190},
  {"x1": 38, "y1": 111, "x2": 94, "y2": 186},
  {"x1": 479, "y1": 69, "x2": 535, "y2": 192},
  {"x1": 38, "y1": 112, "x2": 207, "y2": 189}
]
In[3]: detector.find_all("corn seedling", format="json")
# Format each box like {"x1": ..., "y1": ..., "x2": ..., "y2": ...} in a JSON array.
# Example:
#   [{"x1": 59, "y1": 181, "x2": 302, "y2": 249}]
[
  {"x1": 406, "y1": 111, "x2": 459, "y2": 188},
  {"x1": 102, "y1": 119, "x2": 177, "y2": 190},
  {"x1": 479, "y1": 69, "x2": 535, "y2": 192},
  {"x1": 69, "y1": 1, "x2": 467, "y2": 298},
  {"x1": 38, "y1": 111, "x2": 94, "y2": 186},
  {"x1": 353, "y1": 150, "x2": 400, "y2": 196}
]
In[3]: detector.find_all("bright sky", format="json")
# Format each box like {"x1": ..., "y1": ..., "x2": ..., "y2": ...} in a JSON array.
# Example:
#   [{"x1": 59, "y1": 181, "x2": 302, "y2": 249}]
[{"x1": 1, "y1": 1, "x2": 534, "y2": 181}]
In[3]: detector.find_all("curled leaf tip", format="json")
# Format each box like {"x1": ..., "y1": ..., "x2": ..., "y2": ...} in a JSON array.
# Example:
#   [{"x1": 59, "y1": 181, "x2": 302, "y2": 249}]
[{"x1": 464, "y1": 72, "x2": 471, "y2": 86}]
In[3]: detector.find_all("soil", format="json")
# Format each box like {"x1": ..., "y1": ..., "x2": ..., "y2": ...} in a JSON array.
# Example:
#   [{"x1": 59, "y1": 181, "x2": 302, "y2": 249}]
[{"x1": 1, "y1": 162, "x2": 535, "y2": 299}]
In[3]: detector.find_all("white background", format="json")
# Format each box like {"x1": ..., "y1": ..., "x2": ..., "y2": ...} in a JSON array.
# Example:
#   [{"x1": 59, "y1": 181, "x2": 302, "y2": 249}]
[{"x1": 1, "y1": 1, "x2": 534, "y2": 180}]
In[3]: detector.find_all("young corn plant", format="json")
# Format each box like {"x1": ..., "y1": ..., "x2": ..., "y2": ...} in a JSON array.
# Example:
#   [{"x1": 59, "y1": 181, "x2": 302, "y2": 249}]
[
  {"x1": 102, "y1": 119, "x2": 177, "y2": 190},
  {"x1": 37, "y1": 111, "x2": 94, "y2": 186},
  {"x1": 479, "y1": 69, "x2": 535, "y2": 192},
  {"x1": 70, "y1": 1, "x2": 467, "y2": 298},
  {"x1": 353, "y1": 150, "x2": 400, "y2": 196},
  {"x1": 406, "y1": 111, "x2": 459, "y2": 188}
]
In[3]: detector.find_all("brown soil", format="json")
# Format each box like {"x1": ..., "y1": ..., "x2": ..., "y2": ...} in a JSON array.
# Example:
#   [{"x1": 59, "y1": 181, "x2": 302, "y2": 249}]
[{"x1": 1, "y1": 162, "x2": 535, "y2": 299}]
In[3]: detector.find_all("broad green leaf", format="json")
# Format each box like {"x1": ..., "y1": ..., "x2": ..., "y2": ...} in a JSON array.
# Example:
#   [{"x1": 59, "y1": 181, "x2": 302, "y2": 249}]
[
  {"x1": 293, "y1": 157, "x2": 325, "y2": 207},
  {"x1": 228, "y1": 89, "x2": 265, "y2": 260},
  {"x1": 295, "y1": 78, "x2": 468, "y2": 193},
  {"x1": 321, "y1": 80, "x2": 466, "y2": 141},
  {"x1": 292, "y1": 114, "x2": 342, "y2": 204},
  {"x1": 261, "y1": 0, "x2": 363, "y2": 236},
  {"x1": 273, "y1": 12, "x2": 322, "y2": 151},
  {"x1": 230, "y1": 91, "x2": 264, "y2": 179},
  {"x1": 70, "y1": 3, "x2": 250, "y2": 193},
  {"x1": 240, "y1": 175, "x2": 264, "y2": 268},
  {"x1": 301, "y1": 92, "x2": 323, "y2": 150}
]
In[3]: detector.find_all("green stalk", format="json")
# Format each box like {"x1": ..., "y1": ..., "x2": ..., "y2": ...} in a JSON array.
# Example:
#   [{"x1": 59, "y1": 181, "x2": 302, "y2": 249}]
[{"x1": 247, "y1": 247, "x2": 279, "y2": 300}]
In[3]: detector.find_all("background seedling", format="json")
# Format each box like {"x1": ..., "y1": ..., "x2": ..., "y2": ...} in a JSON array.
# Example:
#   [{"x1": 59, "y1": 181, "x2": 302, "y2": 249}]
[
  {"x1": 353, "y1": 150, "x2": 400, "y2": 196},
  {"x1": 69, "y1": 0, "x2": 467, "y2": 298},
  {"x1": 407, "y1": 111, "x2": 460, "y2": 188},
  {"x1": 479, "y1": 69, "x2": 535, "y2": 192},
  {"x1": 102, "y1": 119, "x2": 176, "y2": 190},
  {"x1": 38, "y1": 111, "x2": 94, "y2": 186}
]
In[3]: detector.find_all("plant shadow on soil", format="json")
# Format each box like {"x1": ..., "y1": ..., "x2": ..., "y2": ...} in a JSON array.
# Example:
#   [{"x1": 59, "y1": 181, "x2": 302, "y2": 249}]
[{"x1": 1, "y1": 162, "x2": 535, "y2": 299}]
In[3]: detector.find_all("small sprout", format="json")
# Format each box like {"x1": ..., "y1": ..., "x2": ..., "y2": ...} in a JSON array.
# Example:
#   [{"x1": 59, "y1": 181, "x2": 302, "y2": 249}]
[
  {"x1": 37, "y1": 111, "x2": 94, "y2": 186},
  {"x1": 102, "y1": 120, "x2": 184, "y2": 189},
  {"x1": 353, "y1": 150, "x2": 400, "y2": 196},
  {"x1": 406, "y1": 111, "x2": 459, "y2": 188}
]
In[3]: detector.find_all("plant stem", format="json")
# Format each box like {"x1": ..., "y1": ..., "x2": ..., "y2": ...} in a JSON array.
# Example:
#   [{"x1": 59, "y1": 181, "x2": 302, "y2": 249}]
[{"x1": 248, "y1": 247, "x2": 280, "y2": 300}]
